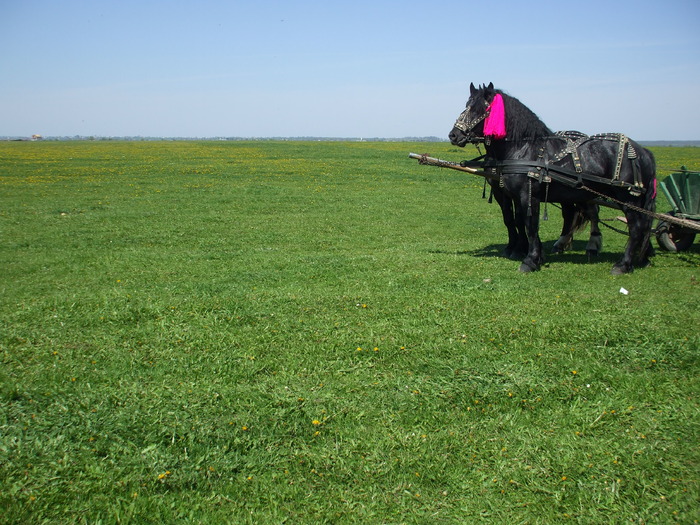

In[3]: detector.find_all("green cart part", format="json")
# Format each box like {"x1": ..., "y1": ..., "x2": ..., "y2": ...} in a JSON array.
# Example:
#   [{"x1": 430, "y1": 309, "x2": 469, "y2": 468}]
[{"x1": 658, "y1": 167, "x2": 700, "y2": 220}]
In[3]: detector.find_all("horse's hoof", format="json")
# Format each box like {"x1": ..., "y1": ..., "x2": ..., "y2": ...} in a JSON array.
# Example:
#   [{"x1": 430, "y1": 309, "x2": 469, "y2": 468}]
[
  {"x1": 519, "y1": 262, "x2": 537, "y2": 273},
  {"x1": 611, "y1": 265, "x2": 631, "y2": 275}
]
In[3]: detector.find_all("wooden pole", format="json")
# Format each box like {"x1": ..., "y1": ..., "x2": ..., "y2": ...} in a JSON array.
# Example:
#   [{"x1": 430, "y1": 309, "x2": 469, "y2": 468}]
[{"x1": 408, "y1": 153, "x2": 489, "y2": 177}]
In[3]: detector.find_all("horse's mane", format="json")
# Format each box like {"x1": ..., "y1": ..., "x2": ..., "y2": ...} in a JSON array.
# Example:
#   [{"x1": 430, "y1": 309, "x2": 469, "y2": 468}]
[{"x1": 499, "y1": 91, "x2": 552, "y2": 141}]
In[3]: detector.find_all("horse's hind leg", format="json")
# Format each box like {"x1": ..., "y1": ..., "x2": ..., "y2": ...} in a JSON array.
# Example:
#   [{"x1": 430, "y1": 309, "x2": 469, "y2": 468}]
[
  {"x1": 552, "y1": 204, "x2": 575, "y2": 254},
  {"x1": 552, "y1": 203, "x2": 601, "y2": 259},
  {"x1": 634, "y1": 211, "x2": 655, "y2": 269},
  {"x1": 585, "y1": 204, "x2": 602, "y2": 260},
  {"x1": 612, "y1": 210, "x2": 649, "y2": 274}
]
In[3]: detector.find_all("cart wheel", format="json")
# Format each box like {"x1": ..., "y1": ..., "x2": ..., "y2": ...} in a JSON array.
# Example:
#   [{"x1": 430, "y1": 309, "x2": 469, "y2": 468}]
[{"x1": 656, "y1": 220, "x2": 697, "y2": 252}]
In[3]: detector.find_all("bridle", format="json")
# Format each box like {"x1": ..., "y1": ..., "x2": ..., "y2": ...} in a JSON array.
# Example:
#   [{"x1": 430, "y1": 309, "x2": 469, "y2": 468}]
[{"x1": 453, "y1": 101, "x2": 490, "y2": 142}]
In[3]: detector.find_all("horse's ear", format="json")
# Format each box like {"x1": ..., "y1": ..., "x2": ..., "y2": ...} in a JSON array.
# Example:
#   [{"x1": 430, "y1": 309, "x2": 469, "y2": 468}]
[
  {"x1": 470, "y1": 82, "x2": 477, "y2": 96},
  {"x1": 484, "y1": 82, "x2": 495, "y2": 102}
]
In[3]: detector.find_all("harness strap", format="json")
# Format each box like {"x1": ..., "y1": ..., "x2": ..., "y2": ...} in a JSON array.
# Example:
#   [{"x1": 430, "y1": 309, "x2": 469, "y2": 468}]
[
  {"x1": 553, "y1": 131, "x2": 588, "y2": 173},
  {"x1": 613, "y1": 134, "x2": 628, "y2": 183},
  {"x1": 461, "y1": 156, "x2": 647, "y2": 194}
]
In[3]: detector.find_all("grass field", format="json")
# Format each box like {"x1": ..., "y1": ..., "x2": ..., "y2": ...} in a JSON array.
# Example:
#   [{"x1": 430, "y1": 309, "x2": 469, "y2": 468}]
[{"x1": 1, "y1": 140, "x2": 698, "y2": 523}]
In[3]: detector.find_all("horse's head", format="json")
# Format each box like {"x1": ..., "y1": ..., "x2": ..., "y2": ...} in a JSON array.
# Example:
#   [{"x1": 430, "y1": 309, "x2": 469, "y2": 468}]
[{"x1": 449, "y1": 82, "x2": 499, "y2": 147}]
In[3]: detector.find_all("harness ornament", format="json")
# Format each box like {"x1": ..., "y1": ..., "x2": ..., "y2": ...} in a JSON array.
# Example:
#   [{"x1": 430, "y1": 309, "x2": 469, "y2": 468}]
[{"x1": 483, "y1": 94, "x2": 506, "y2": 139}]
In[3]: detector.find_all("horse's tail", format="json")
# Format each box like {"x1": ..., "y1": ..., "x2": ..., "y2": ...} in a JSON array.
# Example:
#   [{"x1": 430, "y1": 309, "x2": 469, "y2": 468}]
[
  {"x1": 570, "y1": 203, "x2": 591, "y2": 234},
  {"x1": 643, "y1": 148, "x2": 657, "y2": 213},
  {"x1": 639, "y1": 148, "x2": 657, "y2": 260}
]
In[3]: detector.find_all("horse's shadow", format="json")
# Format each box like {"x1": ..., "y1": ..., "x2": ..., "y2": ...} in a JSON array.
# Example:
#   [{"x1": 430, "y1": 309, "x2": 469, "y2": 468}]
[{"x1": 429, "y1": 240, "x2": 623, "y2": 266}]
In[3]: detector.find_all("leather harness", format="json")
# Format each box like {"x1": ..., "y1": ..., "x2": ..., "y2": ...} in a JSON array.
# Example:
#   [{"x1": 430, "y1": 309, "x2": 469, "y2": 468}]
[{"x1": 461, "y1": 132, "x2": 646, "y2": 196}]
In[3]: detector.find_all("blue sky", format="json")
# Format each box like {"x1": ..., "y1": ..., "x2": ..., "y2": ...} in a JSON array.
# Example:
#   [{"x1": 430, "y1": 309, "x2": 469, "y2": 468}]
[{"x1": 1, "y1": 0, "x2": 699, "y2": 139}]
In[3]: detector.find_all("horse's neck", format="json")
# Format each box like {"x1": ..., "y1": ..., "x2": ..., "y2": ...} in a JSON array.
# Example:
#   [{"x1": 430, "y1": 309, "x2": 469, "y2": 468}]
[
  {"x1": 499, "y1": 96, "x2": 552, "y2": 152},
  {"x1": 486, "y1": 140, "x2": 533, "y2": 159}
]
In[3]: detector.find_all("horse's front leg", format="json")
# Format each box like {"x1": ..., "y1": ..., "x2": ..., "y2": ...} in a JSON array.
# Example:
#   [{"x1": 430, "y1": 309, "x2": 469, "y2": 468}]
[
  {"x1": 515, "y1": 181, "x2": 543, "y2": 272},
  {"x1": 490, "y1": 183, "x2": 527, "y2": 259}
]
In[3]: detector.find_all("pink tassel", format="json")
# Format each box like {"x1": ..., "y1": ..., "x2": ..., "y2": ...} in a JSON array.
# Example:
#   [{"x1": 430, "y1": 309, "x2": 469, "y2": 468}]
[{"x1": 483, "y1": 93, "x2": 506, "y2": 139}]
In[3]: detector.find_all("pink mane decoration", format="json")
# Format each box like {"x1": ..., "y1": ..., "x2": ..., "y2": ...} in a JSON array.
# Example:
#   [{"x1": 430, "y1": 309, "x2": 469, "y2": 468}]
[{"x1": 483, "y1": 93, "x2": 506, "y2": 139}]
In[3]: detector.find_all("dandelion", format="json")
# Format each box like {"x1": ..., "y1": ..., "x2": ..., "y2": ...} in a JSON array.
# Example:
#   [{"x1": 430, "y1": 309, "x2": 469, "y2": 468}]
[{"x1": 312, "y1": 419, "x2": 321, "y2": 426}]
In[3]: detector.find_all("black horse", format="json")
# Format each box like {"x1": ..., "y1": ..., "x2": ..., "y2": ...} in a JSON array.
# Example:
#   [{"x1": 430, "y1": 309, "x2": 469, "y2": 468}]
[{"x1": 450, "y1": 83, "x2": 656, "y2": 274}]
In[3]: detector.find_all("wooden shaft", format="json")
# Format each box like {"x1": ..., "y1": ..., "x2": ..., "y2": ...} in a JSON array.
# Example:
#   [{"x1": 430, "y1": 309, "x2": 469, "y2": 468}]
[{"x1": 408, "y1": 153, "x2": 487, "y2": 176}]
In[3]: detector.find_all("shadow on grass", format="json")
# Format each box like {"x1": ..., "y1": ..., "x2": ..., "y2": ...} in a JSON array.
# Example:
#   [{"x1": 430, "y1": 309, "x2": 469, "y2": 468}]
[
  {"x1": 430, "y1": 240, "x2": 624, "y2": 267},
  {"x1": 428, "y1": 244, "x2": 503, "y2": 258},
  {"x1": 429, "y1": 236, "x2": 700, "y2": 268}
]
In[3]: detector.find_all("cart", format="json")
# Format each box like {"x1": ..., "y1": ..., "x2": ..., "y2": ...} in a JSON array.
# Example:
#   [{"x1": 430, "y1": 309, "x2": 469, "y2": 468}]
[{"x1": 655, "y1": 167, "x2": 700, "y2": 251}]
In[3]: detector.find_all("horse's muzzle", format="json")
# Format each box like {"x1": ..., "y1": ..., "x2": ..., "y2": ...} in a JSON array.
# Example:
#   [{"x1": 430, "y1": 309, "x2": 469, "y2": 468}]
[{"x1": 449, "y1": 127, "x2": 469, "y2": 147}]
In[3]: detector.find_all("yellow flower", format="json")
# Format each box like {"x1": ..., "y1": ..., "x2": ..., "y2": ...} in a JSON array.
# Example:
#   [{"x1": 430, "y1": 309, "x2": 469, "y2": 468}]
[{"x1": 312, "y1": 419, "x2": 321, "y2": 426}]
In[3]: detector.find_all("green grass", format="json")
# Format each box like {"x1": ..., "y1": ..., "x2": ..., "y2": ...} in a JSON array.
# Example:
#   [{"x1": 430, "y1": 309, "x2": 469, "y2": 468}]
[{"x1": 1, "y1": 140, "x2": 698, "y2": 523}]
